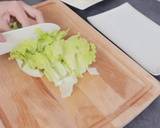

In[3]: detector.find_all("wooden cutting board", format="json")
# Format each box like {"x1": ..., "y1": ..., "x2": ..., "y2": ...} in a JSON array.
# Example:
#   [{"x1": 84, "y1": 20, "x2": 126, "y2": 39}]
[{"x1": 0, "y1": 0, "x2": 160, "y2": 128}]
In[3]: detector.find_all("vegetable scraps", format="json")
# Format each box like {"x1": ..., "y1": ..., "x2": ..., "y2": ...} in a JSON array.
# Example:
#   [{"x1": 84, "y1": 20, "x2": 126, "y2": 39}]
[
  {"x1": 10, "y1": 28, "x2": 96, "y2": 97},
  {"x1": 9, "y1": 16, "x2": 22, "y2": 30}
]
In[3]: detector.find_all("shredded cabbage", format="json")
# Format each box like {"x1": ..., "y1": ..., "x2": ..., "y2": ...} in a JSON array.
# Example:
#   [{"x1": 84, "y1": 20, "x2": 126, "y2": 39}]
[{"x1": 10, "y1": 28, "x2": 96, "y2": 97}]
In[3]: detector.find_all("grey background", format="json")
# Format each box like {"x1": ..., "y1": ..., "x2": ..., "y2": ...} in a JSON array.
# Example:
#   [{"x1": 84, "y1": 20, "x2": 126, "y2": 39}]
[{"x1": 24, "y1": 0, "x2": 160, "y2": 128}]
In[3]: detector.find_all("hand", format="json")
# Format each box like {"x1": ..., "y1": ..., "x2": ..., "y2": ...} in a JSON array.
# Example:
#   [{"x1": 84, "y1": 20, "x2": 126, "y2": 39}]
[{"x1": 0, "y1": 1, "x2": 44, "y2": 42}]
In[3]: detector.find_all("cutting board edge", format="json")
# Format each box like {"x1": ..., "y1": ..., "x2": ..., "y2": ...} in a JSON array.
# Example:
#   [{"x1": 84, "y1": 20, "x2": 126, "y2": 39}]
[
  {"x1": 89, "y1": 84, "x2": 160, "y2": 128},
  {"x1": 111, "y1": 85, "x2": 160, "y2": 128}
]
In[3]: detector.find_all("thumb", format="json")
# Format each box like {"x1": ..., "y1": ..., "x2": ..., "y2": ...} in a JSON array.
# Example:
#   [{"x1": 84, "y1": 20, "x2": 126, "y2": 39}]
[
  {"x1": 0, "y1": 19, "x2": 10, "y2": 42},
  {"x1": 0, "y1": 33, "x2": 6, "y2": 42},
  {"x1": 0, "y1": 19, "x2": 10, "y2": 32}
]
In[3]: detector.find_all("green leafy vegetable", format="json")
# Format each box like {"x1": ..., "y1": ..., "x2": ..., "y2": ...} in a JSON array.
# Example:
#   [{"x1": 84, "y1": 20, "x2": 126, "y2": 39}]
[{"x1": 10, "y1": 28, "x2": 96, "y2": 97}]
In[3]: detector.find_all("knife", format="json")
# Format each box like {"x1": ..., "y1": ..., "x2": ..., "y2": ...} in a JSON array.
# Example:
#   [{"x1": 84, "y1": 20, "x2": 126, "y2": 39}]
[{"x1": 0, "y1": 23, "x2": 60, "y2": 55}]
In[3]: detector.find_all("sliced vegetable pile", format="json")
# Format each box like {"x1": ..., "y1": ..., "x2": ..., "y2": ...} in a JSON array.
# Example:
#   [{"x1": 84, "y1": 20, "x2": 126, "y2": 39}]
[{"x1": 10, "y1": 28, "x2": 96, "y2": 97}]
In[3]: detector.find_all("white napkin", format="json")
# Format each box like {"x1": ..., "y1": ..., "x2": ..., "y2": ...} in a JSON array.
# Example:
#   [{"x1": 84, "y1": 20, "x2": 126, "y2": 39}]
[
  {"x1": 87, "y1": 3, "x2": 160, "y2": 76},
  {"x1": 61, "y1": 0, "x2": 103, "y2": 10}
]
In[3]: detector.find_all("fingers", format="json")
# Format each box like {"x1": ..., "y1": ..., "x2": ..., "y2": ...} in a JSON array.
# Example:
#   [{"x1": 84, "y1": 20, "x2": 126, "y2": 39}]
[
  {"x1": 0, "y1": 19, "x2": 10, "y2": 32},
  {"x1": 8, "y1": 1, "x2": 44, "y2": 27},
  {"x1": 8, "y1": 1, "x2": 31, "y2": 27},
  {"x1": 0, "y1": 0, "x2": 44, "y2": 32},
  {"x1": 20, "y1": 1, "x2": 44, "y2": 23},
  {"x1": 0, "y1": 12, "x2": 10, "y2": 42},
  {"x1": 0, "y1": 34, "x2": 6, "y2": 42},
  {"x1": 2, "y1": 12, "x2": 10, "y2": 24},
  {"x1": 0, "y1": 19, "x2": 9, "y2": 42}
]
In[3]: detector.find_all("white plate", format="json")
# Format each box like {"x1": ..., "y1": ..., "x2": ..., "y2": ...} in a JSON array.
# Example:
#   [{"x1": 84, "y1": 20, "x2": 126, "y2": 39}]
[
  {"x1": 61, "y1": 0, "x2": 103, "y2": 10},
  {"x1": 0, "y1": 23, "x2": 60, "y2": 55},
  {"x1": 88, "y1": 3, "x2": 160, "y2": 76}
]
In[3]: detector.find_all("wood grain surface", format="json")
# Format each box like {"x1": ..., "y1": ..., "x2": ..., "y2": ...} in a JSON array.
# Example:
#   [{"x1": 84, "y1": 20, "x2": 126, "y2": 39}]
[{"x1": 0, "y1": 0, "x2": 159, "y2": 128}]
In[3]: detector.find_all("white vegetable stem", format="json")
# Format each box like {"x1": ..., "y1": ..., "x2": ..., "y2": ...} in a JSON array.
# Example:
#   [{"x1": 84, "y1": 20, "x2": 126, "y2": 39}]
[
  {"x1": 59, "y1": 76, "x2": 78, "y2": 97},
  {"x1": 87, "y1": 67, "x2": 99, "y2": 75},
  {"x1": 16, "y1": 59, "x2": 43, "y2": 77}
]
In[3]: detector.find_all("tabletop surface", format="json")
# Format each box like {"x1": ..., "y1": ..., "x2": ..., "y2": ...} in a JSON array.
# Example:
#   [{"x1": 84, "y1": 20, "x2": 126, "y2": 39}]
[{"x1": 25, "y1": 0, "x2": 160, "y2": 128}]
